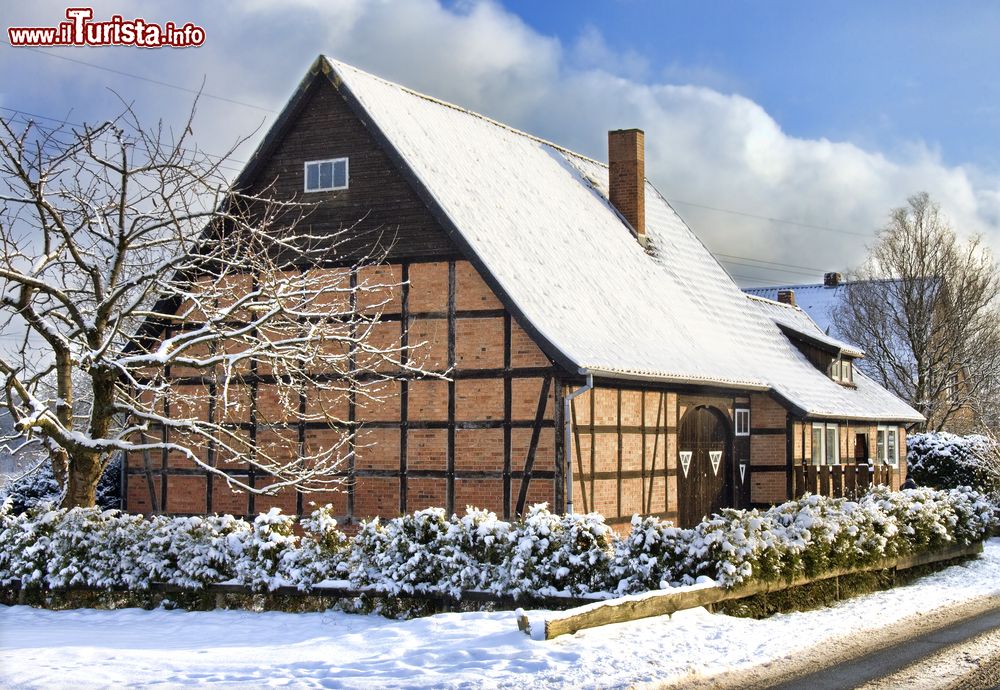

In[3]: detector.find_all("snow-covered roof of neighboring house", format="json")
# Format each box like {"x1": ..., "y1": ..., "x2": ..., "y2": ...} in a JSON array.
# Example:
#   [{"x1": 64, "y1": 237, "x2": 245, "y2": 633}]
[
  {"x1": 743, "y1": 283, "x2": 845, "y2": 335},
  {"x1": 259, "y1": 57, "x2": 922, "y2": 423},
  {"x1": 748, "y1": 294, "x2": 864, "y2": 358}
]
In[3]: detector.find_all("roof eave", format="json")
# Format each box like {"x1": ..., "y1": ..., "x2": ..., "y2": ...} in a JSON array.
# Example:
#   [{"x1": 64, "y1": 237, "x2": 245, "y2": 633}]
[
  {"x1": 582, "y1": 367, "x2": 769, "y2": 391},
  {"x1": 775, "y1": 322, "x2": 864, "y2": 359}
]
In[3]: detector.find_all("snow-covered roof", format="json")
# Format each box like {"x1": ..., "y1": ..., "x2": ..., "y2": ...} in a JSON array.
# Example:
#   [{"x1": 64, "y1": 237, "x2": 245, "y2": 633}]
[
  {"x1": 748, "y1": 295, "x2": 864, "y2": 358},
  {"x1": 743, "y1": 283, "x2": 846, "y2": 335},
  {"x1": 318, "y1": 57, "x2": 922, "y2": 423}
]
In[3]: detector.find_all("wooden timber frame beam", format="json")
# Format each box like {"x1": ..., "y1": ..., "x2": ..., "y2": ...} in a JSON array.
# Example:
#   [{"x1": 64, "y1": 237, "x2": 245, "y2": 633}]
[{"x1": 515, "y1": 374, "x2": 552, "y2": 516}]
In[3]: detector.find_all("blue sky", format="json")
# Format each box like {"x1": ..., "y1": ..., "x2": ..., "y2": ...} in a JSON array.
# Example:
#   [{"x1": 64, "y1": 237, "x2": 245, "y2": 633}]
[
  {"x1": 511, "y1": 1, "x2": 1000, "y2": 169},
  {"x1": 2, "y1": 0, "x2": 998, "y2": 287}
]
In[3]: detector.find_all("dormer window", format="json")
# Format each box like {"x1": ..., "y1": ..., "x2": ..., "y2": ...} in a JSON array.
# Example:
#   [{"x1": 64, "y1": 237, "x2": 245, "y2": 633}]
[
  {"x1": 830, "y1": 356, "x2": 853, "y2": 384},
  {"x1": 304, "y1": 158, "x2": 348, "y2": 192}
]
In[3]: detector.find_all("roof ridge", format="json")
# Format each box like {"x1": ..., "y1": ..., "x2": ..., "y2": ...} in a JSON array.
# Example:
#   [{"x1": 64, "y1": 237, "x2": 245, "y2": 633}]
[
  {"x1": 744, "y1": 282, "x2": 827, "y2": 291},
  {"x1": 745, "y1": 293, "x2": 803, "y2": 311},
  {"x1": 323, "y1": 56, "x2": 611, "y2": 169}
]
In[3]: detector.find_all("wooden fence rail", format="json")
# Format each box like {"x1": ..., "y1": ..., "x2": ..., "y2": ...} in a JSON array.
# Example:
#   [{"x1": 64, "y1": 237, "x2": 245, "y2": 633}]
[
  {"x1": 538, "y1": 540, "x2": 983, "y2": 640},
  {"x1": 792, "y1": 463, "x2": 894, "y2": 499}
]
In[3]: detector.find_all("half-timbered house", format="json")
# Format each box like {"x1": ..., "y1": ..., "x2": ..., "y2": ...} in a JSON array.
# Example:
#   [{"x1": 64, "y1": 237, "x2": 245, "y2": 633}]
[{"x1": 124, "y1": 56, "x2": 923, "y2": 528}]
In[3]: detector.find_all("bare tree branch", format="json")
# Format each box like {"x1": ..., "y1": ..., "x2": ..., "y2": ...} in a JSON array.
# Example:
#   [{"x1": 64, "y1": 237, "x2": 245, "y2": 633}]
[
  {"x1": 833, "y1": 192, "x2": 1000, "y2": 433},
  {"x1": 0, "y1": 97, "x2": 441, "y2": 509}
]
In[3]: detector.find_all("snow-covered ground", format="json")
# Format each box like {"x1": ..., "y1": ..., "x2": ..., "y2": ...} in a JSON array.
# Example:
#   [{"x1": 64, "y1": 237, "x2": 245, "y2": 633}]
[{"x1": 2, "y1": 538, "x2": 999, "y2": 690}]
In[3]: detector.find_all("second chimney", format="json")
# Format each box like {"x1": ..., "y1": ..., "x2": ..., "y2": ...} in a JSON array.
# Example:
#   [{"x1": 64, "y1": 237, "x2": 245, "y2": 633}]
[
  {"x1": 777, "y1": 289, "x2": 796, "y2": 306},
  {"x1": 608, "y1": 128, "x2": 645, "y2": 243},
  {"x1": 824, "y1": 272, "x2": 842, "y2": 287}
]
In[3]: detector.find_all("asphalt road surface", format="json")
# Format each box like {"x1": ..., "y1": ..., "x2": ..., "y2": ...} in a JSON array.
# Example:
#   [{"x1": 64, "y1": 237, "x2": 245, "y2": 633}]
[
  {"x1": 669, "y1": 595, "x2": 1000, "y2": 690},
  {"x1": 767, "y1": 604, "x2": 1000, "y2": 689}
]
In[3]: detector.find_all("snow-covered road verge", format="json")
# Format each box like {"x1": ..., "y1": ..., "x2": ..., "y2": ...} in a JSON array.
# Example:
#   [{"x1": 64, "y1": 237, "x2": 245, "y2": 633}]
[{"x1": 2, "y1": 538, "x2": 998, "y2": 690}]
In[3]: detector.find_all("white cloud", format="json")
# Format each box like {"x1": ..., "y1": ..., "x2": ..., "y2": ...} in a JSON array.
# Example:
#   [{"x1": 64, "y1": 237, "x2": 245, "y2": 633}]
[{"x1": 4, "y1": 0, "x2": 998, "y2": 285}]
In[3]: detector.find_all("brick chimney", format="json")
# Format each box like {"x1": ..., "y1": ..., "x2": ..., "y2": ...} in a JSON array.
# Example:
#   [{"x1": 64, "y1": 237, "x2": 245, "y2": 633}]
[
  {"x1": 824, "y1": 272, "x2": 842, "y2": 287},
  {"x1": 608, "y1": 129, "x2": 645, "y2": 243},
  {"x1": 777, "y1": 289, "x2": 796, "y2": 306}
]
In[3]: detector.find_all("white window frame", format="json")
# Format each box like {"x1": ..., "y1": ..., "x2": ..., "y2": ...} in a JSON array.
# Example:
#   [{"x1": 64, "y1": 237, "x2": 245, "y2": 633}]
[
  {"x1": 735, "y1": 408, "x2": 750, "y2": 436},
  {"x1": 811, "y1": 422, "x2": 841, "y2": 466},
  {"x1": 304, "y1": 158, "x2": 349, "y2": 192},
  {"x1": 830, "y1": 356, "x2": 855, "y2": 384},
  {"x1": 876, "y1": 425, "x2": 899, "y2": 467}
]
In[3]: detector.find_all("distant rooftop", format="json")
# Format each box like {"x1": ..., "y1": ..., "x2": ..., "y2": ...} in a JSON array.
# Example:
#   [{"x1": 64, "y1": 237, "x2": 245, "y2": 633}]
[{"x1": 743, "y1": 282, "x2": 845, "y2": 335}]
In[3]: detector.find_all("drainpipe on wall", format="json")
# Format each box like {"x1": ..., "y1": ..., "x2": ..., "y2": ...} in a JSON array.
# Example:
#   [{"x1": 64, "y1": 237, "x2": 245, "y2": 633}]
[{"x1": 564, "y1": 373, "x2": 594, "y2": 514}]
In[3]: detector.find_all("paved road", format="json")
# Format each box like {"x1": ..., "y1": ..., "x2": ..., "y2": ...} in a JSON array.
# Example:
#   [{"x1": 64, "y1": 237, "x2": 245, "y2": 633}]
[{"x1": 766, "y1": 605, "x2": 1000, "y2": 690}]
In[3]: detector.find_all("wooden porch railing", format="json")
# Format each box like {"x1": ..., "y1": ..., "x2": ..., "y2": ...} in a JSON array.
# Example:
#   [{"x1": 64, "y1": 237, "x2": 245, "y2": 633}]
[{"x1": 792, "y1": 463, "x2": 894, "y2": 499}]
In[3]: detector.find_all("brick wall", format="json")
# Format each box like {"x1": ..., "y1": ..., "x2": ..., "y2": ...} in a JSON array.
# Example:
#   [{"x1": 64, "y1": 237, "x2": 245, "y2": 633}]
[
  {"x1": 570, "y1": 387, "x2": 677, "y2": 529},
  {"x1": 126, "y1": 258, "x2": 560, "y2": 523}
]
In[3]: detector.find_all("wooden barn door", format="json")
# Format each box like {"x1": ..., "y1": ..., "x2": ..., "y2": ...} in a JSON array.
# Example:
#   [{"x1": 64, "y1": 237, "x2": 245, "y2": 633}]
[{"x1": 678, "y1": 406, "x2": 731, "y2": 528}]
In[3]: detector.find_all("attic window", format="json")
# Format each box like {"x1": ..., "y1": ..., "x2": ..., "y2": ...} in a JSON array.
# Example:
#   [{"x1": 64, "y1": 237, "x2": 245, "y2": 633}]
[{"x1": 304, "y1": 158, "x2": 348, "y2": 192}]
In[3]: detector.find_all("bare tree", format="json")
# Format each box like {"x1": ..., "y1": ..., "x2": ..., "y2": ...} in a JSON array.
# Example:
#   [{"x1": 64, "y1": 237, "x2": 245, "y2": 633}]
[
  {"x1": 0, "y1": 102, "x2": 434, "y2": 508},
  {"x1": 833, "y1": 192, "x2": 1000, "y2": 433}
]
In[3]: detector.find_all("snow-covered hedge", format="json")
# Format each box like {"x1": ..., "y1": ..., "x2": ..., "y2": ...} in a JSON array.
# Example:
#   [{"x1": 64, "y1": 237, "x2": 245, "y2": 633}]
[
  {"x1": 0, "y1": 487, "x2": 992, "y2": 602},
  {"x1": 907, "y1": 433, "x2": 999, "y2": 505},
  {"x1": 612, "y1": 487, "x2": 993, "y2": 590}
]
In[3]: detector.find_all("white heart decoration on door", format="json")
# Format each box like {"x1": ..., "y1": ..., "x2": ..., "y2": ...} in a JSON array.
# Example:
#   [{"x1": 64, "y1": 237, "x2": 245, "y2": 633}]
[
  {"x1": 709, "y1": 450, "x2": 722, "y2": 475},
  {"x1": 739, "y1": 460, "x2": 748, "y2": 483}
]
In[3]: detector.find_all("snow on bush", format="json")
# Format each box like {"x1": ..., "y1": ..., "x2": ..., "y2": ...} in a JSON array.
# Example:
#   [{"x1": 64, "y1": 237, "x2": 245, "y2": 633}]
[
  {"x1": 908, "y1": 432, "x2": 999, "y2": 501},
  {"x1": 348, "y1": 507, "x2": 511, "y2": 597},
  {"x1": 288, "y1": 504, "x2": 351, "y2": 589},
  {"x1": 497, "y1": 505, "x2": 614, "y2": 597},
  {"x1": 141, "y1": 514, "x2": 247, "y2": 589},
  {"x1": 608, "y1": 487, "x2": 992, "y2": 590},
  {"x1": 0, "y1": 488, "x2": 992, "y2": 603},
  {"x1": 231, "y1": 508, "x2": 300, "y2": 592},
  {"x1": 610, "y1": 515, "x2": 689, "y2": 593},
  {"x1": 349, "y1": 507, "x2": 458, "y2": 596}
]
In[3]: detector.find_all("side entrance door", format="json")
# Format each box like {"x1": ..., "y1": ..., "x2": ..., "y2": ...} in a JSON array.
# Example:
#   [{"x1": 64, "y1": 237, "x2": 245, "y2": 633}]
[{"x1": 677, "y1": 406, "x2": 731, "y2": 528}]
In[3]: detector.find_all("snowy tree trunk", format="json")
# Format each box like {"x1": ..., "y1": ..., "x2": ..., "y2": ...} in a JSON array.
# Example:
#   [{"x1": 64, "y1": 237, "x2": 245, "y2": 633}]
[
  {"x1": 0, "y1": 98, "x2": 443, "y2": 509},
  {"x1": 63, "y1": 450, "x2": 102, "y2": 509}
]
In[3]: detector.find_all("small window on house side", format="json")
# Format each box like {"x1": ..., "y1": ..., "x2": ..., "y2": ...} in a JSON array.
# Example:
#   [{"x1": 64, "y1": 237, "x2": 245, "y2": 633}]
[
  {"x1": 812, "y1": 422, "x2": 840, "y2": 466},
  {"x1": 844, "y1": 360, "x2": 853, "y2": 383},
  {"x1": 735, "y1": 408, "x2": 750, "y2": 436},
  {"x1": 831, "y1": 359, "x2": 841, "y2": 381},
  {"x1": 825, "y1": 423, "x2": 840, "y2": 465},
  {"x1": 304, "y1": 158, "x2": 349, "y2": 192},
  {"x1": 877, "y1": 425, "x2": 898, "y2": 466},
  {"x1": 812, "y1": 423, "x2": 824, "y2": 466}
]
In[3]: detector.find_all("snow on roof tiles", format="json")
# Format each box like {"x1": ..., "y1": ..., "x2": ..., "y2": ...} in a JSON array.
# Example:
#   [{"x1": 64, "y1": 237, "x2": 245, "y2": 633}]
[
  {"x1": 748, "y1": 294, "x2": 864, "y2": 358},
  {"x1": 744, "y1": 284, "x2": 845, "y2": 335},
  {"x1": 326, "y1": 57, "x2": 923, "y2": 423}
]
